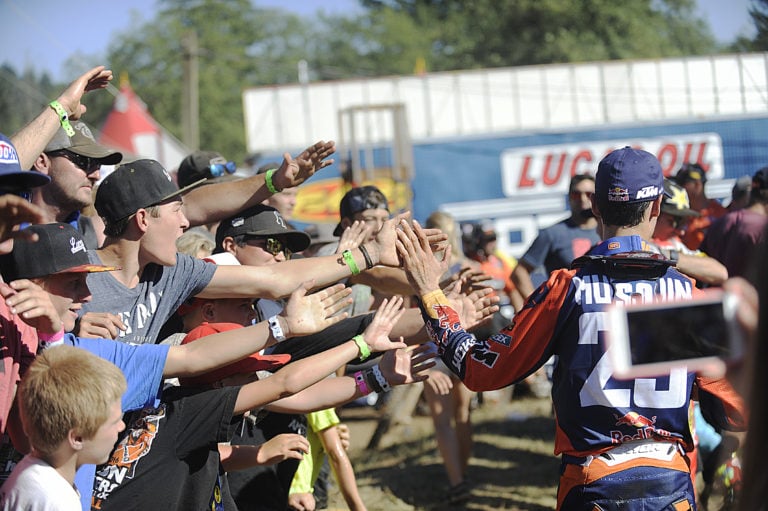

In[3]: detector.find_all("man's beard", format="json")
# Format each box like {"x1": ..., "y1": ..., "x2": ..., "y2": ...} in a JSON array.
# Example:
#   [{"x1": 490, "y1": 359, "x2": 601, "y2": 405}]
[{"x1": 579, "y1": 208, "x2": 594, "y2": 219}]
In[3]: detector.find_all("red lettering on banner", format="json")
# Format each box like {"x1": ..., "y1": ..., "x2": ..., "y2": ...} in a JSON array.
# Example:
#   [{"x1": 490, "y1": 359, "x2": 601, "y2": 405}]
[
  {"x1": 657, "y1": 144, "x2": 678, "y2": 175},
  {"x1": 570, "y1": 151, "x2": 593, "y2": 176},
  {"x1": 694, "y1": 143, "x2": 708, "y2": 171},
  {"x1": 518, "y1": 155, "x2": 535, "y2": 188},
  {"x1": 543, "y1": 153, "x2": 566, "y2": 186}
]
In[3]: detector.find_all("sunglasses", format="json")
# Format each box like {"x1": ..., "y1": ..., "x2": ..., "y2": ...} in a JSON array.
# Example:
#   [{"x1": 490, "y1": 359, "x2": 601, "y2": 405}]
[
  {"x1": 208, "y1": 159, "x2": 237, "y2": 178},
  {"x1": 245, "y1": 236, "x2": 292, "y2": 259},
  {"x1": 48, "y1": 150, "x2": 101, "y2": 174}
]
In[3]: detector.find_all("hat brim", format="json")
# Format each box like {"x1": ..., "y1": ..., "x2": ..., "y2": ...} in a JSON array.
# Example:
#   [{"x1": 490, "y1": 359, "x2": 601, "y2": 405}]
[
  {"x1": 154, "y1": 177, "x2": 207, "y2": 206},
  {"x1": 0, "y1": 171, "x2": 51, "y2": 189},
  {"x1": 661, "y1": 206, "x2": 699, "y2": 217},
  {"x1": 53, "y1": 263, "x2": 120, "y2": 274},
  {"x1": 332, "y1": 223, "x2": 343, "y2": 237},
  {"x1": 69, "y1": 145, "x2": 123, "y2": 165}
]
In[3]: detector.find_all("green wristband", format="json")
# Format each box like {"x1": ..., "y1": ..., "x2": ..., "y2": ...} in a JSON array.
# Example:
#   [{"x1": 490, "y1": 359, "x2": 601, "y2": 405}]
[
  {"x1": 265, "y1": 168, "x2": 280, "y2": 194},
  {"x1": 49, "y1": 100, "x2": 74, "y2": 136},
  {"x1": 342, "y1": 249, "x2": 360, "y2": 275},
  {"x1": 352, "y1": 334, "x2": 371, "y2": 361}
]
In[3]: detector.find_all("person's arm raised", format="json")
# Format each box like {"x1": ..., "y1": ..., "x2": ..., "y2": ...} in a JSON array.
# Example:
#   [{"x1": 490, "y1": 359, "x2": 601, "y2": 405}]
[
  {"x1": 198, "y1": 214, "x2": 448, "y2": 300},
  {"x1": 264, "y1": 343, "x2": 434, "y2": 413},
  {"x1": 232, "y1": 296, "x2": 408, "y2": 415},
  {"x1": 182, "y1": 140, "x2": 335, "y2": 227},
  {"x1": 11, "y1": 66, "x2": 113, "y2": 169},
  {"x1": 164, "y1": 281, "x2": 351, "y2": 377}
]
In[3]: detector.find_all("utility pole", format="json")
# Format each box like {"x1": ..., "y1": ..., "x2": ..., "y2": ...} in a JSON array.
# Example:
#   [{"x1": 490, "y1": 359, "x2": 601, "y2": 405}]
[{"x1": 181, "y1": 31, "x2": 199, "y2": 151}]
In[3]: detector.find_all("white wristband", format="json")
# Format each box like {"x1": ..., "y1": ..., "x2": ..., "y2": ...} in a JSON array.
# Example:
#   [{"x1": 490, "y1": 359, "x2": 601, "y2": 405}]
[
  {"x1": 268, "y1": 315, "x2": 286, "y2": 343},
  {"x1": 372, "y1": 364, "x2": 391, "y2": 393}
]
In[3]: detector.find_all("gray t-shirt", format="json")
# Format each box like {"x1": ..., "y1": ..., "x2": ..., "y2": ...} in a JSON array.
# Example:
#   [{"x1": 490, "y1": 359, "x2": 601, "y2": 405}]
[{"x1": 81, "y1": 251, "x2": 217, "y2": 344}]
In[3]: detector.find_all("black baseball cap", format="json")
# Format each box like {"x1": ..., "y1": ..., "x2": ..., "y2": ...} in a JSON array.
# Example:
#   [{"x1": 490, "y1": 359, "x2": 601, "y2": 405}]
[
  {"x1": 0, "y1": 223, "x2": 118, "y2": 281},
  {"x1": 215, "y1": 204, "x2": 311, "y2": 253},
  {"x1": 177, "y1": 151, "x2": 237, "y2": 188},
  {"x1": 661, "y1": 179, "x2": 699, "y2": 217},
  {"x1": 95, "y1": 159, "x2": 205, "y2": 224},
  {"x1": 44, "y1": 121, "x2": 122, "y2": 164},
  {"x1": 334, "y1": 186, "x2": 389, "y2": 236}
]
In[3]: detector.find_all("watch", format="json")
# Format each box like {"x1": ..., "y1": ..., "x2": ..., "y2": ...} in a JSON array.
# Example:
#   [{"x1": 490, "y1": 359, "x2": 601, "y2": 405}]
[{"x1": 268, "y1": 315, "x2": 286, "y2": 343}]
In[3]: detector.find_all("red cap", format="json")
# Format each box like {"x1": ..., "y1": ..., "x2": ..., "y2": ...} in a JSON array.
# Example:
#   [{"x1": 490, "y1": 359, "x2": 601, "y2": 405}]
[{"x1": 179, "y1": 322, "x2": 291, "y2": 386}]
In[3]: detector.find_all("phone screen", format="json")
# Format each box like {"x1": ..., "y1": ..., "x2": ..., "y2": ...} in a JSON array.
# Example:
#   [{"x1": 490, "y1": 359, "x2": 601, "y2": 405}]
[{"x1": 626, "y1": 301, "x2": 731, "y2": 365}]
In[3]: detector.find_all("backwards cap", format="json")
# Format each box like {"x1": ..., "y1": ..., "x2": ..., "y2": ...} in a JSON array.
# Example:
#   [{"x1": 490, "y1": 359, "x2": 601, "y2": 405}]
[{"x1": 179, "y1": 322, "x2": 291, "y2": 386}]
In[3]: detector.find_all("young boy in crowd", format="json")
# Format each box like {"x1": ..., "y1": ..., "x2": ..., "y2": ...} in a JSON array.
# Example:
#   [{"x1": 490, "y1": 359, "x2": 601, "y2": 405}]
[{"x1": 0, "y1": 345, "x2": 126, "y2": 510}]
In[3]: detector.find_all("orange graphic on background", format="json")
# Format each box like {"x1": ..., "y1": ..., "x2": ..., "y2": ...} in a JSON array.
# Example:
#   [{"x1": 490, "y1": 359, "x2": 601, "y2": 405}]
[{"x1": 293, "y1": 177, "x2": 412, "y2": 224}]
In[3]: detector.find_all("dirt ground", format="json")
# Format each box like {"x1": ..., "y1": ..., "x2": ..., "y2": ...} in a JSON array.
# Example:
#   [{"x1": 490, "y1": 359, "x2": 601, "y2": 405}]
[{"x1": 326, "y1": 392, "x2": 560, "y2": 511}]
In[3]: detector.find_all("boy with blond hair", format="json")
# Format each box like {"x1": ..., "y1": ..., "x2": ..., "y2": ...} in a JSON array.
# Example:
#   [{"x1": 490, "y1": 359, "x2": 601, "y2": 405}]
[{"x1": 0, "y1": 345, "x2": 126, "y2": 510}]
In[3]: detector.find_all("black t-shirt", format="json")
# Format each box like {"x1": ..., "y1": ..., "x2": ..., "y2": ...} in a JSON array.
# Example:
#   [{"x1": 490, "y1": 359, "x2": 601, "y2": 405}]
[
  {"x1": 92, "y1": 385, "x2": 240, "y2": 510},
  {"x1": 227, "y1": 412, "x2": 308, "y2": 511}
]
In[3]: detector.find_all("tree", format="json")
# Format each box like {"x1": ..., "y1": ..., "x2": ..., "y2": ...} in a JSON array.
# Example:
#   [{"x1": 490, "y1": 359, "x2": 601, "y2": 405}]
[{"x1": 106, "y1": 0, "x2": 314, "y2": 164}]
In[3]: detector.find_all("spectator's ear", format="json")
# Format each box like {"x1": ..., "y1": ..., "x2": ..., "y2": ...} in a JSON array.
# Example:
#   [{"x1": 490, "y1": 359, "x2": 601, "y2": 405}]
[
  {"x1": 69, "y1": 428, "x2": 84, "y2": 451},
  {"x1": 220, "y1": 236, "x2": 237, "y2": 255},
  {"x1": 201, "y1": 301, "x2": 216, "y2": 322},
  {"x1": 32, "y1": 152, "x2": 52, "y2": 174}
]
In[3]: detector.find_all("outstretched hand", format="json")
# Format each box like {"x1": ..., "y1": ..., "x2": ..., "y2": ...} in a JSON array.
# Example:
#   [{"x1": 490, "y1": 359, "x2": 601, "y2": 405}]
[
  {"x1": 379, "y1": 343, "x2": 436, "y2": 387},
  {"x1": 445, "y1": 281, "x2": 500, "y2": 331},
  {"x1": 370, "y1": 214, "x2": 448, "y2": 268},
  {"x1": 396, "y1": 220, "x2": 446, "y2": 294},
  {"x1": 274, "y1": 140, "x2": 335, "y2": 191},
  {"x1": 361, "y1": 295, "x2": 407, "y2": 353},
  {"x1": 336, "y1": 220, "x2": 370, "y2": 254},
  {"x1": 282, "y1": 281, "x2": 352, "y2": 337},
  {"x1": 56, "y1": 65, "x2": 113, "y2": 120}
]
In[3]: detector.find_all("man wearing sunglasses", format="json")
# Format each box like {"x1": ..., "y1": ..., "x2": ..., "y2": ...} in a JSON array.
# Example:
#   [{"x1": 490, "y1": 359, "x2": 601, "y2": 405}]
[
  {"x1": 30, "y1": 120, "x2": 123, "y2": 248},
  {"x1": 511, "y1": 173, "x2": 601, "y2": 304}
]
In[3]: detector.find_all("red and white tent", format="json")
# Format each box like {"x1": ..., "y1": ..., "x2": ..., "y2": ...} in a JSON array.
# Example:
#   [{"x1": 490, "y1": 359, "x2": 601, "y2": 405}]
[{"x1": 99, "y1": 76, "x2": 189, "y2": 172}]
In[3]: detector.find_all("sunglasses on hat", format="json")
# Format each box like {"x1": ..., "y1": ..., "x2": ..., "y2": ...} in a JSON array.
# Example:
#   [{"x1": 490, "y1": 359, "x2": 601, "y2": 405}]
[
  {"x1": 208, "y1": 158, "x2": 237, "y2": 178},
  {"x1": 48, "y1": 149, "x2": 101, "y2": 174},
  {"x1": 245, "y1": 236, "x2": 292, "y2": 259}
]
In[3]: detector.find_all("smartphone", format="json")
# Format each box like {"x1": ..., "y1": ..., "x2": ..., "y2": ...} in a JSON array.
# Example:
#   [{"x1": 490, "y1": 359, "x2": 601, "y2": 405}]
[{"x1": 606, "y1": 291, "x2": 743, "y2": 378}]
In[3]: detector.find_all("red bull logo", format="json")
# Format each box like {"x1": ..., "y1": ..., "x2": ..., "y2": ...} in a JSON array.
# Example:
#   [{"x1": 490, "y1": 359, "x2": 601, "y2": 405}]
[
  {"x1": 610, "y1": 411, "x2": 671, "y2": 444},
  {"x1": 614, "y1": 411, "x2": 656, "y2": 428}
]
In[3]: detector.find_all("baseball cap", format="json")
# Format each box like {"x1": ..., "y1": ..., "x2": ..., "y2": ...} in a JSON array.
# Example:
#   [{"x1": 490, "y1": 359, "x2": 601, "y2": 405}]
[
  {"x1": 674, "y1": 162, "x2": 707, "y2": 185},
  {"x1": 0, "y1": 223, "x2": 118, "y2": 281},
  {"x1": 177, "y1": 151, "x2": 238, "y2": 188},
  {"x1": 661, "y1": 179, "x2": 699, "y2": 217},
  {"x1": 334, "y1": 185, "x2": 389, "y2": 236},
  {"x1": 215, "y1": 205, "x2": 310, "y2": 253},
  {"x1": 596, "y1": 147, "x2": 666, "y2": 203},
  {"x1": 44, "y1": 121, "x2": 122, "y2": 164},
  {"x1": 178, "y1": 322, "x2": 291, "y2": 386},
  {"x1": 95, "y1": 159, "x2": 205, "y2": 224},
  {"x1": 0, "y1": 133, "x2": 50, "y2": 189}
]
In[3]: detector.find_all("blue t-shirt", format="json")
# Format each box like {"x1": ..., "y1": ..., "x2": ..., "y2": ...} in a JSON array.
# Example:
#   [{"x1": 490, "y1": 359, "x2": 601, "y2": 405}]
[
  {"x1": 63, "y1": 334, "x2": 169, "y2": 511},
  {"x1": 520, "y1": 218, "x2": 601, "y2": 287}
]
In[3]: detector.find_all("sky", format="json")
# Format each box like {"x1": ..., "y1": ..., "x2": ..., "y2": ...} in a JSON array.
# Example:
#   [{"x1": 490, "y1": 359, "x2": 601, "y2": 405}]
[{"x1": 0, "y1": 0, "x2": 757, "y2": 83}]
